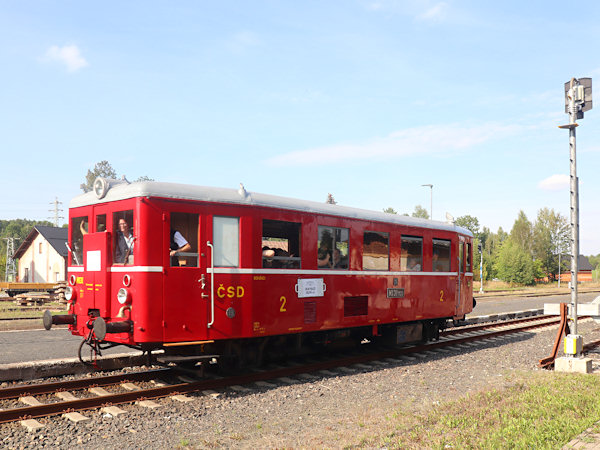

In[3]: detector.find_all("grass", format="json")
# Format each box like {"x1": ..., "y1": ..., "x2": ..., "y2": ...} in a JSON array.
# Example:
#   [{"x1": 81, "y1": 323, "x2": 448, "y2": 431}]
[
  {"x1": 357, "y1": 371, "x2": 600, "y2": 449},
  {"x1": 0, "y1": 300, "x2": 67, "y2": 319},
  {"x1": 475, "y1": 280, "x2": 600, "y2": 295}
]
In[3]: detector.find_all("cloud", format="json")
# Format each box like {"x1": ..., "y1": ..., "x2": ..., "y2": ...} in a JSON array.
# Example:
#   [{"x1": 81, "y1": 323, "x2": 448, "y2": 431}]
[
  {"x1": 538, "y1": 174, "x2": 569, "y2": 191},
  {"x1": 43, "y1": 44, "x2": 89, "y2": 72},
  {"x1": 417, "y1": 2, "x2": 449, "y2": 22},
  {"x1": 265, "y1": 122, "x2": 524, "y2": 167}
]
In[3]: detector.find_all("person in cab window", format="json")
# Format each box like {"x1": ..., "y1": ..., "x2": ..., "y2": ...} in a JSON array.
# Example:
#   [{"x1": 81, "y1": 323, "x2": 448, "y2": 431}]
[
  {"x1": 170, "y1": 229, "x2": 191, "y2": 266},
  {"x1": 115, "y1": 219, "x2": 135, "y2": 263}
]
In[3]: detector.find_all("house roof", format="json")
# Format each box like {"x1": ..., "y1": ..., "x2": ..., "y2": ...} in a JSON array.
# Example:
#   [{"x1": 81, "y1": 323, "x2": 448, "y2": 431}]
[
  {"x1": 574, "y1": 255, "x2": 595, "y2": 272},
  {"x1": 13, "y1": 226, "x2": 68, "y2": 259}
]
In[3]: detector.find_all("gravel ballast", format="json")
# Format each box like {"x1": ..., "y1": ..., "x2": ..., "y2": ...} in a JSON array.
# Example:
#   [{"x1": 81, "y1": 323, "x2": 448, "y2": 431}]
[{"x1": 2, "y1": 319, "x2": 600, "y2": 449}]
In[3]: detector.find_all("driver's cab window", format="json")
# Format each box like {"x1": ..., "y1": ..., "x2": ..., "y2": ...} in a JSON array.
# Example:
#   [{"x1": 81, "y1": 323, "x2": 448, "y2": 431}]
[
  {"x1": 70, "y1": 216, "x2": 88, "y2": 265},
  {"x1": 113, "y1": 210, "x2": 135, "y2": 264},
  {"x1": 170, "y1": 212, "x2": 199, "y2": 267}
]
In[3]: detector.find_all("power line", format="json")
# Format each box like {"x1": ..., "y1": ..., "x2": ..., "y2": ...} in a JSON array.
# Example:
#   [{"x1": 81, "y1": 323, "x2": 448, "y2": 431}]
[{"x1": 48, "y1": 197, "x2": 64, "y2": 227}]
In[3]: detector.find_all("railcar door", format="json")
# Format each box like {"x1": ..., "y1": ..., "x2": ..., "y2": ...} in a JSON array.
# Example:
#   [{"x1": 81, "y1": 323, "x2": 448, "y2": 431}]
[
  {"x1": 162, "y1": 212, "x2": 206, "y2": 342},
  {"x1": 455, "y1": 238, "x2": 464, "y2": 316},
  {"x1": 455, "y1": 237, "x2": 470, "y2": 317}
]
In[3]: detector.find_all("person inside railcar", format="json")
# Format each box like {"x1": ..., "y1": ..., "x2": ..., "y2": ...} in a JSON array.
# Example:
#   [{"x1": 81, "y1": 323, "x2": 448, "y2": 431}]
[
  {"x1": 318, "y1": 243, "x2": 332, "y2": 268},
  {"x1": 332, "y1": 248, "x2": 348, "y2": 269},
  {"x1": 115, "y1": 219, "x2": 135, "y2": 264},
  {"x1": 170, "y1": 229, "x2": 192, "y2": 266}
]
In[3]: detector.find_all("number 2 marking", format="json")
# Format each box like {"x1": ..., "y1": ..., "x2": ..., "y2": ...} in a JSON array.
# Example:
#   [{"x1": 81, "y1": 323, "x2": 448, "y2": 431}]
[
  {"x1": 440, "y1": 290, "x2": 445, "y2": 302},
  {"x1": 280, "y1": 296, "x2": 287, "y2": 312}
]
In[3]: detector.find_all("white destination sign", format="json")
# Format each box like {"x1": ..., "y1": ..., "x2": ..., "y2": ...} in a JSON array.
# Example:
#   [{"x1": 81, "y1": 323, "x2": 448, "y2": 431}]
[{"x1": 296, "y1": 278, "x2": 325, "y2": 298}]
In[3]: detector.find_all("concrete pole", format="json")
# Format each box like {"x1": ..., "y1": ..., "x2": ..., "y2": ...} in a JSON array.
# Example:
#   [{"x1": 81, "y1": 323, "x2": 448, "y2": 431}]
[{"x1": 567, "y1": 86, "x2": 580, "y2": 339}]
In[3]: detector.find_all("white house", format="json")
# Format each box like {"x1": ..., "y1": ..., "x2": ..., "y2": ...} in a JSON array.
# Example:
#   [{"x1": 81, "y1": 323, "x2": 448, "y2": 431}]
[{"x1": 14, "y1": 226, "x2": 68, "y2": 283}]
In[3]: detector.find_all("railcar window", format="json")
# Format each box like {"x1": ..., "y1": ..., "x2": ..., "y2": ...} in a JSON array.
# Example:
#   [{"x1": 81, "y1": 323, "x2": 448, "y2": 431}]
[
  {"x1": 96, "y1": 214, "x2": 106, "y2": 232},
  {"x1": 400, "y1": 236, "x2": 422, "y2": 271},
  {"x1": 459, "y1": 242, "x2": 464, "y2": 274},
  {"x1": 466, "y1": 243, "x2": 472, "y2": 272},
  {"x1": 318, "y1": 226, "x2": 349, "y2": 269},
  {"x1": 262, "y1": 220, "x2": 301, "y2": 269},
  {"x1": 214, "y1": 216, "x2": 239, "y2": 267},
  {"x1": 70, "y1": 216, "x2": 87, "y2": 265},
  {"x1": 113, "y1": 210, "x2": 135, "y2": 265},
  {"x1": 170, "y1": 212, "x2": 199, "y2": 267},
  {"x1": 432, "y1": 239, "x2": 451, "y2": 272},
  {"x1": 363, "y1": 231, "x2": 389, "y2": 270}
]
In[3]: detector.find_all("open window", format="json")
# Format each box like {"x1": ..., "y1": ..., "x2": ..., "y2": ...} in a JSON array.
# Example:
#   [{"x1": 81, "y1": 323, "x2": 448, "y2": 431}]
[
  {"x1": 113, "y1": 210, "x2": 135, "y2": 264},
  {"x1": 70, "y1": 215, "x2": 87, "y2": 265},
  {"x1": 318, "y1": 226, "x2": 349, "y2": 269},
  {"x1": 363, "y1": 231, "x2": 389, "y2": 270},
  {"x1": 432, "y1": 239, "x2": 451, "y2": 272},
  {"x1": 262, "y1": 219, "x2": 301, "y2": 269},
  {"x1": 400, "y1": 236, "x2": 422, "y2": 271},
  {"x1": 466, "y1": 243, "x2": 472, "y2": 272},
  {"x1": 170, "y1": 212, "x2": 199, "y2": 267}
]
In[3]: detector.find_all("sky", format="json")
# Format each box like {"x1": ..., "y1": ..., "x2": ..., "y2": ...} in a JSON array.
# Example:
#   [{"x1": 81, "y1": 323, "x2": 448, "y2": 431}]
[{"x1": 1, "y1": 1, "x2": 600, "y2": 254}]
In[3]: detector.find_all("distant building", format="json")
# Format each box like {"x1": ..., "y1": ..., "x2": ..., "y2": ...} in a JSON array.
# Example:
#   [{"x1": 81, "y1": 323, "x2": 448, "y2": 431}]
[
  {"x1": 559, "y1": 255, "x2": 595, "y2": 283},
  {"x1": 14, "y1": 226, "x2": 68, "y2": 283}
]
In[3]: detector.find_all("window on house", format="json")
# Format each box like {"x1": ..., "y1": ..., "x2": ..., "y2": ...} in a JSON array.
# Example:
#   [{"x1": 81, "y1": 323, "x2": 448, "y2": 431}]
[
  {"x1": 400, "y1": 236, "x2": 423, "y2": 271},
  {"x1": 39, "y1": 242, "x2": 43, "y2": 254},
  {"x1": 318, "y1": 226, "x2": 349, "y2": 269},
  {"x1": 363, "y1": 231, "x2": 389, "y2": 270},
  {"x1": 262, "y1": 219, "x2": 301, "y2": 269},
  {"x1": 432, "y1": 239, "x2": 451, "y2": 272},
  {"x1": 170, "y1": 212, "x2": 199, "y2": 267}
]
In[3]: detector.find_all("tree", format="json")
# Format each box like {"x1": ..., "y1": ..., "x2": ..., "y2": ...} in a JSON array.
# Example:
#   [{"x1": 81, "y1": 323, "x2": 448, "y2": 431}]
[
  {"x1": 532, "y1": 208, "x2": 569, "y2": 281},
  {"x1": 495, "y1": 239, "x2": 535, "y2": 285},
  {"x1": 510, "y1": 210, "x2": 533, "y2": 255},
  {"x1": 383, "y1": 207, "x2": 397, "y2": 214},
  {"x1": 326, "y1": 193, "x2": 337, "y2": 205},
  {"x1": 455, "y1": 215, "x2": 480, "y2": 237},
  {"x1": 482, "y1": 226, "x2": 508, "y2": 280},
  {"x1": 135, "y1": 175, "x2": 154, "y2": 182},
  {"x1": 81, "y1": 160, "x2": 117, "y2": 192},
  {"x1": 411, "y1": 205, "x2": 429, "y2": 219}
]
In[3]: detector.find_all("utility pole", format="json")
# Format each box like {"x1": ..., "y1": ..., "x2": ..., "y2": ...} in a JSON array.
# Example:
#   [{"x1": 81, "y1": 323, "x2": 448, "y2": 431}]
[
  {"x1": 478, "y1": 242, "x2": 484, "y2": 294},
  {"x1": 4, "y1": 238, "x2": 18, "y2": 282},
  {"x1": 49, "y1": 197, "x2": 64, "y2": 227},
  {"x1": 558, "y1": 77, "x2": 592, "y2": 357}
]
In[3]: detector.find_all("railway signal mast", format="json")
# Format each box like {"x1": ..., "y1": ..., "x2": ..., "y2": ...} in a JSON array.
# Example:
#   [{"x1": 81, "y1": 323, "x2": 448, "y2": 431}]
[{"x1": 559, "y1": 77, "x2": 592, "y2": 359}]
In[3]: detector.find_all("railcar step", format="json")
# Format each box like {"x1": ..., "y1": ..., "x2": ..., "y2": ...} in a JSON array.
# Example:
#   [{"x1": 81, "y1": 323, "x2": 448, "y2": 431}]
[{"x1": 157, "y1": 354, "x2": 219, "y2": 364}]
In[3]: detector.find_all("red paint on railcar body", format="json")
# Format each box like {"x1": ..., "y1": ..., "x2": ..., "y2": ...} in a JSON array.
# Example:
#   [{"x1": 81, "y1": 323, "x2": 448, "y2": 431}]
[{"x1": 50, "y1": 179, "x2": 474, "y2": 360}]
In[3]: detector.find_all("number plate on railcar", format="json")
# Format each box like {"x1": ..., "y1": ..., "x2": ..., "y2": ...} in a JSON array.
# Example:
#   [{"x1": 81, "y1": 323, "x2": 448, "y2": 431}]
[{"x1": 387, "y1": 288, "x2": 405, "y2": 298}]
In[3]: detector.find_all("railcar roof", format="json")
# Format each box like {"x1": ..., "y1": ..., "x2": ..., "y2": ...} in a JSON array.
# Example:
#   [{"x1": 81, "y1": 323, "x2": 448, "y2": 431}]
[{"x1": 70, "y1": 180, "x2": 473, "y2": 236}]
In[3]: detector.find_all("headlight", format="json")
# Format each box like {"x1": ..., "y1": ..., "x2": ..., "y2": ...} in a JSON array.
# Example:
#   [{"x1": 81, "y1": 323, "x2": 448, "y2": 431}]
[
  {"x1": 65, "y1": 286, "x2": 75, "y2": 301},
  {"x1": 117, "y1": 288, "x2": 130, "y2": 304}
]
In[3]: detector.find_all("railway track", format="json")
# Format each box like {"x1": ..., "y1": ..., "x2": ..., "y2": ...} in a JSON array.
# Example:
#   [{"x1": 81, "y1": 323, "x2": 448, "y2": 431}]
[{"x1": 0, "y1": 313, "x2": 577, "y2": 427}]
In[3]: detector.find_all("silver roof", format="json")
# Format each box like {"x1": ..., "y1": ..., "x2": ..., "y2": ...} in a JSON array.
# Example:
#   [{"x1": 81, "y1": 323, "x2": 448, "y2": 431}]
[{"x1": 70, "y1": 179, "x2": 472, "y2": 236}]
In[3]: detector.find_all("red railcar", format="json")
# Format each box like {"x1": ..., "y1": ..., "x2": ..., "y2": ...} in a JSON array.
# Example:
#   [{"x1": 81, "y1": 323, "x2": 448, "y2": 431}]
[{"x1": 45, "y1": 178, "x2": 474, "y2": 364}]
